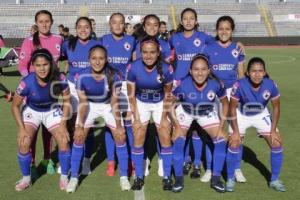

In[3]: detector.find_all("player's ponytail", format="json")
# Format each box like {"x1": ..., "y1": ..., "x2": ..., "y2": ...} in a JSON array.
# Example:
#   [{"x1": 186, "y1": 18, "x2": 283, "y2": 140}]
[
  {"x1": 31, "y1": 48, "x2": 62, "y2": 97},
  {"x1": 246, "y1": 57, "x2": 270, "y2": 78},
  {"x1": 33, "y1": 10, "x2": 54, "y2": 49},
  {"x1": 176, "y1": 8, "x2": 199, "y2": 33},
  {"x1": 69, "y1": 17, "x2": 92, "y2": 51}
]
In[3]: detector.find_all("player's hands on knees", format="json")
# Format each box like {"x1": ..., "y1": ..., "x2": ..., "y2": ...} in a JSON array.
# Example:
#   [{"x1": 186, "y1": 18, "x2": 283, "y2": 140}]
[
  {"x1": 17, "y1": 128, "x2": 31, "y2": 147},
  {"x1": 115, "y1": 126, "x2": 125, "y2": 137},
  {"x1": 74, "y1": 127, "x2": 85, "y2": 144},
  {"x1": 159, "y1": 118, "x2": 170, "y2": 132},
  {"x1": 270, "y1": 131, "x2": 282, "y2": 146},
  {"x1": 133, "y1": 119, "x2": 142, "y2": 134},
  {"x1": 58, "y1": 124, "x2": 70, "y2": 143},
  {"x1": 229, "y1": 132, "x2": 241, "y2": 148}
]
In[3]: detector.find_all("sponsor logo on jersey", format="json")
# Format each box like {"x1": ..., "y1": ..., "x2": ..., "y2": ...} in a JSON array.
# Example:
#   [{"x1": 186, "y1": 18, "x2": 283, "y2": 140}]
[
  {"x1": 193, "y1": 38, "x2": 201, "y2": 47},
  {"x1": 207, "y1": 90, "x2": 216, "y2": 101},
  {"x1": 262, "y1": 90, "x2": 271, "y2": 100}
]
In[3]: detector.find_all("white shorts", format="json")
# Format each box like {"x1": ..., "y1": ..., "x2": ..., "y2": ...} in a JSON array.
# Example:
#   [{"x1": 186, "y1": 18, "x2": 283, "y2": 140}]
[
  {"x1": 22, "y1": 106, "x2": 62, "y2": 132},
  {"x1": 119, "y1": 81, "x2": 131, "y2": 112},
  {"x1": 68, "y1": 80, "x2": 79, "y2": 114},
  {"x1": 176, "y1": 104, "x2": 220, "y2": 130},
  {"x1": 228, "y1": 107, "x2": 276, "y2": 136},
  {"x1": 76, "y1": 101, "x2": 117, "y2": 129},
  {"x1": 136, "y1": 99, "x2": 164, "y2": 126}
]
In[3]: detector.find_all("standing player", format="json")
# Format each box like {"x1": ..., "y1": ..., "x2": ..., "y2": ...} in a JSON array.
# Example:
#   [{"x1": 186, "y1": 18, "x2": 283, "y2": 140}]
[
  {"x1": 202, "y1": 15, "x2": 246, "y2": 182},
  {"x1": 12, "y1": 49, "x2": 71, "y2": 191},
  {"x1": 18, "y1": 10, "x2": 63, "y2": 177},
  {"x1": 171, "y1": 54, "x2": 228, "y2": 193},
  {"x1": 226, "y1": 57, "x2": 285, "y2": 192},
  {"x1": 101, "y1": 12, "x2": 136, "y2": 177},
  {"x1": 66, "y1": 45, "x2": 131, "y2": 192},
  {"x1": 61, "y1": 17, "x2": 99, "y2": 176},
  {"x1": 127, "y1": 36, "x2": 174, "y2": 190}
]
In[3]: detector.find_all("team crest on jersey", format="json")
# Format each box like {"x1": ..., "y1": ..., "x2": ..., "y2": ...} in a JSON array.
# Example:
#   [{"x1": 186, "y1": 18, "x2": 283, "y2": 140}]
[
  {"x1": 124, "y1": 42, "x2": 131, "y2": 51},
  {"x1": 231, "y1": 49, "x2": 239, "y2": 58},
  {"x1": 193, "y1": 38, "x2": 201, "y2": 47},
  {"x1": 207, "y1": 90, "x2": 216, "y2": 101},
  {"x1": 55, "y1": 44, "x2": 61, "y2": 51},
  {"x1": 262, "y1": 90, "x2": 271, "y2": 100},
  {"x1": 156, "y1": 75, "x2": 163, "y2": 83},
  {"x1": 25, "y1": 113, "x2": 33, "y2": 119}
]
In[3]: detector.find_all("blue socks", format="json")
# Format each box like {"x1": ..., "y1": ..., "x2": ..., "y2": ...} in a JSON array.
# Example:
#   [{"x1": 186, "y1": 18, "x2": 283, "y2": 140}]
[
  {"x1": 205, "y1": 144, "x2": 212, "y2": 170},
  {"x1": 161, "y1": 146, "x2": 172, "y2": 177},
  {"x1": 212, "y1": 137, "x2": 226, "y2": 176},
  {"x1": 172, "y1": 137, "x2": 186, "y2": 177},
  {"x1": 70, "y1": 143, "x2": 84, "y2": 178},
  {"x1": 58, "y1": 150, "x2": 71, "y2": 176},
  {"x1": 132, "y1": 146, "x2": 144, "y2": 179},
  {"x1": 84, "y1": 129, "x2": 94, "y2": 159},
  {"x1": 271, "y1": 146, "x2": 283, "y2": 181},
  {"x1": 116, "y1": 142, "x2": 129, "y2": 177},
  {"x1": 184, "y1": 137, "x2": 191, "y2": 163},
  {"x1": 192, "y1": 132, "x2": 202, "y2": 166},
  {"x1": 226, "y1": 146, "x2": 240, "y2": 180},
  {"x1": 236, "y1": 144, "x2": 243, "y2": 169},
  {"x1": 18, "y1": 152, "x2": 31, "y2": 176},
  {"x1": 124, "y1": 120, "x2": 134, "y2": 150},
  {"x1": 105, "y1": 128, "x2": 115, "y2": 162}
]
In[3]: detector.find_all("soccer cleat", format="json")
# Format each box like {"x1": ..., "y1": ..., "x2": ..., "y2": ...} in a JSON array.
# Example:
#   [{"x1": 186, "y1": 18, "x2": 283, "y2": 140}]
[
  {"x1": 211, "y1": 176, "x2": 225, "y2": 193},
  {"x1": 15, "y1": 177, "x2": 31, "y2": 192},
  {"x1": 190, "y1": 165, "x2": 201, "y2": 179},
  {"x1": 226, "y1": 178, "x2": 236, "y2": 192},
  {"x1": 66, "y1": 178, "x2": 78, "y2": 193},
  {"x1": 81, "y1": 157, "x2": 91, "y2": 175},
  {"x1": 200, "y1": 170, "x2": 212, "y2": 182},
  {"x1": 183, "y1": 161, "x2": 192, "y2": 175},
  {"x1": 157, "y1": 158, "x2": 163, "y2": 177},
  {"x1": 106, "y1": 161, "x2": 115, "y2": 177},
  {"x1": 59, "y1": 177, "x2": 68, "y2": 191},
  {"x1": 172, "y1": 176, "x2": 184, "y2": 193},
  {"x1": 46, "y1": 159, "x2": 56, "y2": 175},
  {"x1": 131, "y1": 177, "x2": 144, "y2": 190},
  {"x1": 144, "y1": 158, "x2": 150, "y2": 177},
  {"x1": 162, "y1": 177, "x2": 173, "y2": 191},
  {"x1": 30, "y1": 165, "x2": 39, "y2": 181},
  {"x1": 269, "y1": 180, "x2": 286, "y2": 192},
  {"x1": 120, "y1": 176, "x2": 131, "y2": 191},
  {"x1": 234, "y1": 169, "x2": 246, "y2": 183}
]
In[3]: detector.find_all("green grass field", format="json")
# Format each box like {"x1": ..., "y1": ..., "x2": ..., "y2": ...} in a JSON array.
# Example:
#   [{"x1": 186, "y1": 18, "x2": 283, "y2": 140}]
[{"x1": 0, "y1": 47, "x2": 300, "y2": 200}]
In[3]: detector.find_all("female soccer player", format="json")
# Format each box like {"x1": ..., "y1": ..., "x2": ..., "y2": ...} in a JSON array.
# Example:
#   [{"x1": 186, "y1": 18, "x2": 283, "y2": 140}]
[
  {"x1": 61, "y1": 16, "x2": 99, "y2": 175},
  {"x1": 127, "y1": 36, "x2": 174, "y2": 190},
  {"x1": 171, "y1": 54, "x2": 228, "y2": 193},
  {"x1": 66, "y1": 45, "x2": 130, "y2": 192},
  {"x1": 202, "y1": 15, "x2": 246, "y2": 182},
  {"x1": 12, "y1": 49, "x2": 71, "y2": 191},
  {"x1": 226, "y1": 57, "x2": 285, "y2": 192},
  {"x1": 18, "y1": 10, "x2": 63, "y2": 177},
  {"x1": 100, "y1": 13, "x2": 136, "y2": 177}
]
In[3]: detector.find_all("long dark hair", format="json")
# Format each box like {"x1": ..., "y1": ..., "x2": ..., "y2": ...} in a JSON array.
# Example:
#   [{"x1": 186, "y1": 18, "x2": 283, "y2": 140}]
[
  {"x1": 33, "y1": 10, "x2": 54, "y2": 49},
  {"x1": 215, "y1": 15, "x2": 235, "y2": 41},
  {"x1": 176, "y1": 8, "x2": 199, "y2": 33},
  {"x1": 140, "y1": 36, "x2": 165, "y2": 84},
  {"x1": 135, "y1": 14, "x2": 160, "y2": 42},
  {"x1": 246, "y1": 57, "x2": 269, "y2": 78},
  {"x1": 190, "y1": 53, "x2": 223, "y2": 86},
  {"x1": 68, "y1": 17, "x2": 92, "y2": 51},
  {"x1": 88, "y1": 45, "x2": 118, "y2": 97},
  {"x1": 30, "y1": 48, "x2": 62, "y2": 96}
]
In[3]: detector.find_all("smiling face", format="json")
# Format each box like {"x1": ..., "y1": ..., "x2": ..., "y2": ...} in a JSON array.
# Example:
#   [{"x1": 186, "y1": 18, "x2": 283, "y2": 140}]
[
  {"x1": 89, "y1": 48, "x2": 107, "y2": 73},
  {"x1": 144, "y1": 16, "x2": 160, "y2": 36},
  {"x1": 36, "y1": 13, "x2": 52, "y2": 36},
  {"x1": 190, "y1": 58, "x2": 210, "y2": 86},
  {"x1": 33, "y1": 56, "x2": 51, "y2": 80},
  {"x1": 181, "y1": 10, "x2": 197, "y2": 31},
  {"x1": 141, "y1": 42, "x2": 159, "y2": 67},
  {"x1": 217, "y1": 20, "x2": 233, "y2": 43},
  {"x1": 76, "y1": 18, "x2": 91, "y2": 41},
  {"x1": 110, "y1": 14, "x2": 125, "y2": 36},
  {"x1": 248, "y1": 62, "x2": 266, "y2": 85}
]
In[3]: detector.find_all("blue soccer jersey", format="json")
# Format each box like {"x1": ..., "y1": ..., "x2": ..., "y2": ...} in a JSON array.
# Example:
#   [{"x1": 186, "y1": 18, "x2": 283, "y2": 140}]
[
  {"x1": 202, "y1": 42, "x2": 245, "y2": 89},
  {"x1": 61, "y1": 39, "x2": 100, "y2": 83},
  {"x1": 101, "y1": 34, "x2": 135, "y2": 80},
  {"x1": 169, "y1": 31, "x2": 214, "y2": 80},
  {"x1": 135, "y1": 38, "x2": 171, "y2": 62},
  {"x1": 15, "y1": 73, "x2": 69, "y2": 112},
  {"x1": 76, "y1": 68, "x2": 121, "y2": 103},
  {"x1": 173, "y1": 76, "x2": 226, "y2": 116},
  {"x1": 231, "y1": 77, "x2": 280, "y2": 116},
  {"x1": 127, "y1": 59, "x2": 174, "y2": 103}
]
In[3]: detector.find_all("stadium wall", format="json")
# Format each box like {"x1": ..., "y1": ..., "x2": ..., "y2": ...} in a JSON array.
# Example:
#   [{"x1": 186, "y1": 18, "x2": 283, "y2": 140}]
[{"x1": 2, "y1": 37, "x2": 300, "y2": 47}]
